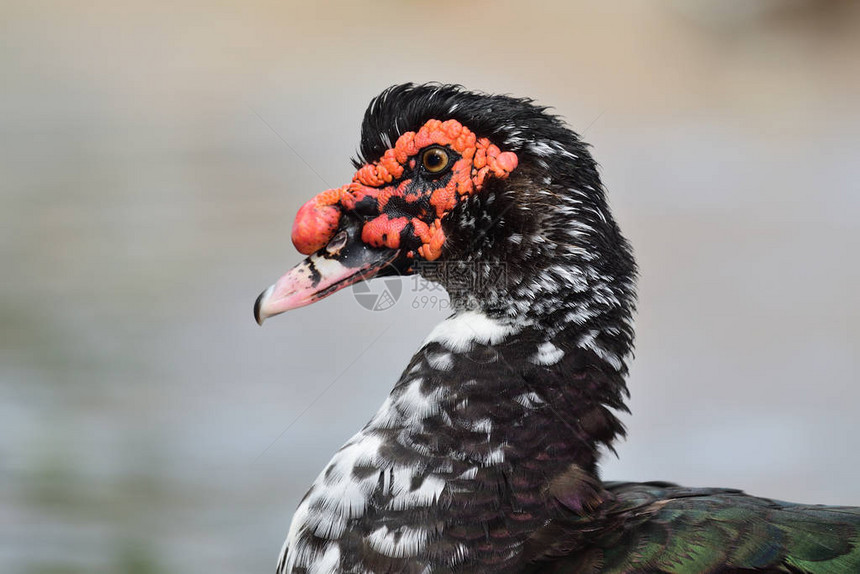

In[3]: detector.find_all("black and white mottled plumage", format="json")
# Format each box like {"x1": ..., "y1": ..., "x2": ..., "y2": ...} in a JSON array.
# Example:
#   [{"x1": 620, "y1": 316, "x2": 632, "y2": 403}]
[{"x1": 261, "y1": 84, "x2": 860, "y2": 574}]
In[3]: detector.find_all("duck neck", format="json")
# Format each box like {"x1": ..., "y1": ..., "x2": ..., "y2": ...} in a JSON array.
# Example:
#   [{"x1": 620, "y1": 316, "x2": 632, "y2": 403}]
[
  {"x1": 398, "y1": 299, "x2": 632, "y2": 475},
  {"x1": 428, "y1": 165, "x2": 637, "y2": 375}
]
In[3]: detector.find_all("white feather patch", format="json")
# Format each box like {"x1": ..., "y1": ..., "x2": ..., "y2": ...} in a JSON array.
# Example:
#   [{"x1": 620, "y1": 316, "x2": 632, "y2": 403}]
[
  {"x1": 531, "y1": 341, "x2": 565, "y2": 366},
  {"x1": 423, "y1": 311, "x2": 518, "y2": 352},
  {"x1": 367, "y1": 526, "x2": 430, "y2": 558}
]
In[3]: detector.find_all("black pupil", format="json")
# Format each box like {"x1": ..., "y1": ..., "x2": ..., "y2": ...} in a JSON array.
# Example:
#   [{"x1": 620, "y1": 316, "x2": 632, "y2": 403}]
[{"x1": 426, "y1": 150, "x2": 444, "y2": 168}]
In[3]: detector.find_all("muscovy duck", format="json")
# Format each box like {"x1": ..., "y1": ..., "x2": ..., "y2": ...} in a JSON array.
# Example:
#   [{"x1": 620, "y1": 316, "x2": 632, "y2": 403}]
[{"x1": 255, "y1": 84, "x2": 860, "y2": 573}]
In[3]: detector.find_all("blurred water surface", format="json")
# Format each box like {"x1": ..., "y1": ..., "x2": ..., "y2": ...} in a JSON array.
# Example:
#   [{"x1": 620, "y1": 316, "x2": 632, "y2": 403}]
[{"x1": 2, "y1": 1, "x2": 859, "y2": 572}]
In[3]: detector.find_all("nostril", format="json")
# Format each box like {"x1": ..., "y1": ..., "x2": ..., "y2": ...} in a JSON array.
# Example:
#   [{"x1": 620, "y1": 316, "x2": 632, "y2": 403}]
[{"x1": 326, "y1": 230, "x2": 348, "y2": 254}]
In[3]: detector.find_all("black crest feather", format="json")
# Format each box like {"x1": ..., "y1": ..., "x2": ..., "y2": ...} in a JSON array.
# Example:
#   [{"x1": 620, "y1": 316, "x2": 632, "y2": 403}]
[{"x1": 356, "y1": 83, "x2": 577, "y2": 168}]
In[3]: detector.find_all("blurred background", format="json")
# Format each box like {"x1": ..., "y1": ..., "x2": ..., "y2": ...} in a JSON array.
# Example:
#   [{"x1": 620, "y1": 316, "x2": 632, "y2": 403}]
[{"x1": 3, "y1": 0, "x2": 859, "y2": 572}]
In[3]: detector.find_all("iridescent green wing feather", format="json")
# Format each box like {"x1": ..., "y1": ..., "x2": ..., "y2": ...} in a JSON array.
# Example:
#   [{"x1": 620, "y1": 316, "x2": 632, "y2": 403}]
[{"x1": 593, "y1": 482, "x2": 860, "y2": 574}]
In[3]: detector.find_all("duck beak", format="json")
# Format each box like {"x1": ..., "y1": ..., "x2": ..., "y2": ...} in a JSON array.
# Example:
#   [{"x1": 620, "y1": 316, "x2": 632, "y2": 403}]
[{"x1": 254, "y1": 218, "x2": 399, "y2": 324}]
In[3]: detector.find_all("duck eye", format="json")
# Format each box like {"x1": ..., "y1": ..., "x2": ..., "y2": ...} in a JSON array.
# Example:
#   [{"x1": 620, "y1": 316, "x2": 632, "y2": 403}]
[{"x1": 421, "y1": 146, "x2": 451, "y2": 174}]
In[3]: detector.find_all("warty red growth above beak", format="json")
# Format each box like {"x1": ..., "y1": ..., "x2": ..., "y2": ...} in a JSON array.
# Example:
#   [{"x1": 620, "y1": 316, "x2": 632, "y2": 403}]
[{"x1": 254, "y1": 217, "x2": 400, "y2": 324}]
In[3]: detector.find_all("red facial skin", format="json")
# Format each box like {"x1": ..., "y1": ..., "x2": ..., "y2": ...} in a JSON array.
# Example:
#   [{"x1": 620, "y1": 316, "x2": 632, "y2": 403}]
[{"x1": 291, "y1": 119, "x2": 518, "y2": 261}]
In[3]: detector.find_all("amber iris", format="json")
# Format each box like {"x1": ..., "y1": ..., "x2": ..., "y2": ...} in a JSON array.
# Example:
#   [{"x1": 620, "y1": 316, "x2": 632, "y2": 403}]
[{"x1": 421, "y1": 146, "x2": 451, "y2": 174}]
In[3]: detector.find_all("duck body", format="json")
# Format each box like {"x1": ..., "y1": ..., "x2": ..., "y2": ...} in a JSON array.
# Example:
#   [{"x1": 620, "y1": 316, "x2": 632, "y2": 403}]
[
  {"x1": 256, "y1": 84, "x2": 860, "y2": 573},
  {"x1": 279, "y1": 314, "x2": 626, "y2": 573}
]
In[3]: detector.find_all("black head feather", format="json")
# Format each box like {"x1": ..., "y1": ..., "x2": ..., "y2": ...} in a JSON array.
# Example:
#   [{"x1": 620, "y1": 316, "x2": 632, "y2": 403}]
[{"x1": 356, "y1": 83, "x2": 588, "y2": 172}]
